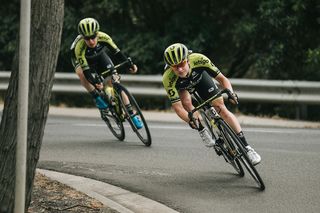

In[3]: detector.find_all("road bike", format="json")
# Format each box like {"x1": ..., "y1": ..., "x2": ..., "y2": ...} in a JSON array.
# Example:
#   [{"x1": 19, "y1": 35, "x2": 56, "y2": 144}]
[
  {"x1": 189, "y1": 88, "x2": 265, "y2": 190},
  {"x1": 94, "y1": 58, "x2": 152, "y2": 146}
]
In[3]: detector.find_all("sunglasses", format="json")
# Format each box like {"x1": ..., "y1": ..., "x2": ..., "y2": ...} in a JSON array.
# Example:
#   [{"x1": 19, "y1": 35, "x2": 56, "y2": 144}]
[
  {"x1": 172, "y1": 60, "x2": 187, "y2": 69},
  {"x1": 83, "y1": 34, "x2": 97, "y2": 40}
]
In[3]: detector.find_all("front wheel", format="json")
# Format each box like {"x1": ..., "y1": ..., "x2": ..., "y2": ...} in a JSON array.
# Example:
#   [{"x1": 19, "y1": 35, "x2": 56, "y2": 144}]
[
  {"x1": 115, "y1": 84, "x2": 152, "y2": 146},
  {"x1": 200, "y1": 110, "x2": 244, "y2": 176},
  {"x1": 218, "y1": 120, "x2": 265, "y2": 190},
  {"x1": 100, "y1": 108, "x2": 125, "y2": 141}
]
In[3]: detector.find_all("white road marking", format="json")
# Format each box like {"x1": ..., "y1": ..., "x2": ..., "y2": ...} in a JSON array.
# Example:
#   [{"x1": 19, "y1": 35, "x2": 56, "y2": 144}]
[{"x1": 71, "y1": 123, "x2": 320, "y2": 134}]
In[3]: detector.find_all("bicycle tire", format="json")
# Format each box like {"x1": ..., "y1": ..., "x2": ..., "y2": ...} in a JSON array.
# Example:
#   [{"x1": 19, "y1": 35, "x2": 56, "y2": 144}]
[
  {"x1": 218, "y1": 120, "x2": 265, "y2": 190},
  {"x1": 200, "y1": 110, "x2": 215, "y2": 136},
  {"x1": 216, "y1": 122, "x2": 244, "y2": 177},
  {"x1": 200, "y1": 110, "x2": 244, "y2": 177},
  {"x1": 114, "y1": 84, "x2": 152, "y2": 146},
  {"x1": 100, "y1": 107, "x2": 125, "y2": 141}
]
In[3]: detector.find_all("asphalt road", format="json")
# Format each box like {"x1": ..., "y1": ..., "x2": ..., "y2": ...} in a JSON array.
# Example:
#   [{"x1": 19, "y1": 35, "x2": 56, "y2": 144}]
[{"x1": 37, "y1": 115, "x2": 320, "y2": 213}]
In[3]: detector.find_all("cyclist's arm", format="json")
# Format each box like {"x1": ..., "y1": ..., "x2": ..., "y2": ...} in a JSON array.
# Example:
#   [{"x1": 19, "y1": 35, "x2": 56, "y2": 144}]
[
  {"x1": 215, "y1": 73, "x2": 234, "y2": 93},
  {"x1": 163, "y1": 69, "x2": 191, "y2": 123},
  {"x1": 191, "y1": 54, "x2": 235, "y2": 93},
  {"x1": 76, "y1": 57, "x2": 99, "y2": 87},
  {"x1": 98, "y1": 32, "x2": 135, "y2": 71},
  {"x1": 171, "y1": 101, "x2": 189, "y2": 123},
  {"x1": 82, "y1": 69, "x2": 98, "y2": 85},
  {"x1": 114, "y1": 50, "x2": 137, "y2": 73},
  {"x1": 74, "y1": 41, "x2": 102, "y2": 88}
]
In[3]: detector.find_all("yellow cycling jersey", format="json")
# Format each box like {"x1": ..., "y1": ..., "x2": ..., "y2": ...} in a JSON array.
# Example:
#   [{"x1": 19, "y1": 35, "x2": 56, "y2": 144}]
[
  {"x1": 162, "y1": 53, "x2": 221, "y2": 104},
  {"x1": 70, "y1": 31, "x2": 119, "y2": 71}
]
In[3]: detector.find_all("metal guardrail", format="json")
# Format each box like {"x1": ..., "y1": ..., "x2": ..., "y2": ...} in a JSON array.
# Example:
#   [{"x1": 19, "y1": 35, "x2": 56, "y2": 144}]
[{"x1": 1, "y1": 71, "x2": 320, "y2": 105}]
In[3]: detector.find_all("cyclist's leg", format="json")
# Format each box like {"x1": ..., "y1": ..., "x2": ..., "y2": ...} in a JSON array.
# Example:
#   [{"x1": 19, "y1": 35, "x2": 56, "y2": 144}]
[
  {"x1": 75, "y1": 67, "x2": 108, "y2": 109},
  {"x1": 116, "y1": 85, "x2": 143, "y2": 128},
  {"x1": 102, "y1": 77, "x2": 114, "y2": 103},
  {"x1": 212, "y1": 98, "x2": 261, "y2": 165},
  {"x1": 211, "y1": 97, "x2": 241, "y2": 133}
]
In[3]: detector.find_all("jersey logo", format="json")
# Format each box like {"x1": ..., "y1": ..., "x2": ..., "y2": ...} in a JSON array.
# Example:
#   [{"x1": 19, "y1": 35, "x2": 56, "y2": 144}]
[
  {"x1": 208, "y1": 87, "x2": 215, "y2": 93},
  {"x1": 79, "y1": 58, "x2": 84, "y2": 65},
  {"x1": 168, "y1": 75, "x2": 177, "y2": 88},
  {"x1": 168, "y1": 89, "x2": 175, "y2": 97},
  {"x1": 194, "y1": 58, "x2": 209, "y2": 66}
]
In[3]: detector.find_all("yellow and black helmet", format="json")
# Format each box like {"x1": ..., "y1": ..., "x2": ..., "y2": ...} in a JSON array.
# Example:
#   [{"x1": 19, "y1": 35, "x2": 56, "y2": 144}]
[
  {"x1": 163, "y1": 43, "x2": 189, "y2": 66},
  {"x1": 78, "y1": 18, "x2": 100, "y2": 37}
]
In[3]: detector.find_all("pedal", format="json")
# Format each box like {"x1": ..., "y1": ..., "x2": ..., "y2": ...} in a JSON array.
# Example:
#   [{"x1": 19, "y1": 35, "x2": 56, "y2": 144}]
[
  {"x1": 214, "y1": 138, "x2": 223, "y2": 156},
  {"x1": 214, "y1": 145, "x2": 222, "y2": 156},
  {"x1": 100, "y1": 109, "x2": 109, "y2": 120}
]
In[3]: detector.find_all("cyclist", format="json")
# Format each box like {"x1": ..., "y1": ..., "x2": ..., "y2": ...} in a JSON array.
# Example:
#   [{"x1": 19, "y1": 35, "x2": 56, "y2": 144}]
[
  {"x1": 70, "y1": 17, "x2": 142, "y2": 129},
  {"x1": 162, "y1": 43, "x2": 261, "y2": 165}
]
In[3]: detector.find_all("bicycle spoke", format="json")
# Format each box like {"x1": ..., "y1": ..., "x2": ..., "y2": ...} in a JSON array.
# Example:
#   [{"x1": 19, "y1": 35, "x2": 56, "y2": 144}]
[
  {"x1": 221, "y1": 122, "x2": 265, "y2": 190},
  {"x1": 100, "y1": 108, "x2": 125, "y2": 141},
  {"x1": 115, "y1": 84, "x2": 152, "y2": 146}
]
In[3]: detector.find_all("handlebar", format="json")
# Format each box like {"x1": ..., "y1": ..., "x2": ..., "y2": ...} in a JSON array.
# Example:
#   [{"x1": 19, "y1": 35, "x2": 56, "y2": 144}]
[
  {"x1": 100, "y1": 57, "x2": 133, "y2": 77},
  {"x1": 188, "y1": 88, "x2": 235, "y2": 120}
]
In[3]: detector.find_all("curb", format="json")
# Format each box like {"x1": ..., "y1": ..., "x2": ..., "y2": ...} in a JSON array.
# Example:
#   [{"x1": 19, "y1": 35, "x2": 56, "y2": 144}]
[{"x1": 37, "y1": 169, "x2": 179, "y2": 213}]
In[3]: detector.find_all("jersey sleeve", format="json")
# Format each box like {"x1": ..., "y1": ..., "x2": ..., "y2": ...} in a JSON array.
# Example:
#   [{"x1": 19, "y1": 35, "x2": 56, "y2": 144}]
[
  {"x1": 190, "y1": 53, "x2": 221, "y2": 78},
  {"x1": 70, "y1": 35, "x2": 82, "y2": 69},
  {"x1": 98, "y1": 32, "x2": 129, "y2": 65},
  {"x1": 74, "y1": 39, "x2": 90, "y2": 71},
  {"x1": 162, "y1": 68, "x2": 180, "y2": 104},
  {"x1": 97, "y1": 32, "x2": 119, "y2": 54}
]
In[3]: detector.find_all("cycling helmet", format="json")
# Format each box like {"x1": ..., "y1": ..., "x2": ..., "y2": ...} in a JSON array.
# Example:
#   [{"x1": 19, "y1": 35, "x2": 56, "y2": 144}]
[
  {"x1": 78, "y1": 18, "x2": 100, "y2": 37},
  {"x1": 164, "y1": 43, "x2": 189, "y2": 66}
]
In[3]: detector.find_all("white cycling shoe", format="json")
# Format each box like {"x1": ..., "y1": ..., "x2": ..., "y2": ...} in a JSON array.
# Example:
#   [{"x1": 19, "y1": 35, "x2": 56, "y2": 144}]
[
  {"x1": 199, "y1": 129, "x2": 215, "y2": 147},
  {"x1": 246, "y1": 146, "x2": 261, "y2": 166}
]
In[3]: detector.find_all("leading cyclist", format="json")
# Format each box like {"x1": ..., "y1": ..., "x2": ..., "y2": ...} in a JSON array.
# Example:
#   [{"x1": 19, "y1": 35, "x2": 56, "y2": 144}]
[
  {"x1": 162, "y1": 43, "x2": 261, "y2": 165},
  {"x1": 70, "y1": 17, "x2": 142, "y2": 129}
]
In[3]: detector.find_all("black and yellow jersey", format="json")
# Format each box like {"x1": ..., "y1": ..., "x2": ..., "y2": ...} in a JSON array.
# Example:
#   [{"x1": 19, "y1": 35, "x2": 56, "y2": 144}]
[
  {"x1": 162, "y1": 53, "x2": 221, "y2": 104},
  {"x1": 70, "y1": 31, "x2": 123, "y2": 72}
]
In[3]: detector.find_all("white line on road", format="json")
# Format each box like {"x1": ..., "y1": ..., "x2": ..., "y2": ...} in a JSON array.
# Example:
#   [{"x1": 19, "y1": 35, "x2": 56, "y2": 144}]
[{"x1": 70, "y1": 123, "x2": 320, "y2": 134}]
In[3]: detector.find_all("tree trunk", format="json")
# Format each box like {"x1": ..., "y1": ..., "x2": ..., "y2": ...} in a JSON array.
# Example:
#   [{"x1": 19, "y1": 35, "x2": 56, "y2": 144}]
[{"x1": 0, "y1": 0, "x2": 64, "y2": 212}]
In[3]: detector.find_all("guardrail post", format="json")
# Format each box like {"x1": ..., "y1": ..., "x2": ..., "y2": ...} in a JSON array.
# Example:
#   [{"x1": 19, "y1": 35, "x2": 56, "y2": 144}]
[{"x1": 295, "y1": 104, "x2": 308, "y2": 120}]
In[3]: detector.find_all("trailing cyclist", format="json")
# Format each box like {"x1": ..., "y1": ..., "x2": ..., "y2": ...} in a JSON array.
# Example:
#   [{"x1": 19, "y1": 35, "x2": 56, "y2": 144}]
[
  {"x1": 162, "y1": 43, "x2": 261, "y2": 165},
  {"x1": 70, "y1": 17, "x2": 143, "y2": 129}
]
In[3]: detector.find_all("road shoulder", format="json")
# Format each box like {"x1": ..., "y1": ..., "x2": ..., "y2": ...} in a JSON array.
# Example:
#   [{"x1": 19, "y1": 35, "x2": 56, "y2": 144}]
[{"x1": 37, "y1": 169, "x2": 179, "y2": 213}]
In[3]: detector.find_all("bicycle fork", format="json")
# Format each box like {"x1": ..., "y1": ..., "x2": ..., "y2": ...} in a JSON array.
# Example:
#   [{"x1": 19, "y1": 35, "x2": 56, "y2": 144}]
[
  {"x1": 205, "y1": 107, "x2": 237, "y2": 162},
  {"x1": 204, "y1": 107, "x2": 220, "y2": 140}
]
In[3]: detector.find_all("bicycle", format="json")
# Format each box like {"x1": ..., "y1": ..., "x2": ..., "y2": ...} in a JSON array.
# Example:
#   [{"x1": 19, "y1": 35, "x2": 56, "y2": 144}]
[
  {"x1": 94, "y1": 58, "x2": 152, "y2": 146},
  {"x1": 189, "y1": 88, "x2": 265, "y2": 190}
]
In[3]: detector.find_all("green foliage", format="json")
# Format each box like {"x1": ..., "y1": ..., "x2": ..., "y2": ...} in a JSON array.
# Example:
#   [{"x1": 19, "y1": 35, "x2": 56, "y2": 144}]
[
  {"x1": 305, "y1": 47, "x2": 320, "y2": 80},
  {"x1": 1, "y1": 0, "x2": 319, "y2": 80},
  {"x1": 1, "y1": 0, "x2": 319, "y2": 120},
  {"x1": 0, "y1": 0, "x2": 19, "y2": 70},
  {"x1": 247, "y1": 0, "x2": 320, "y2": 80}
]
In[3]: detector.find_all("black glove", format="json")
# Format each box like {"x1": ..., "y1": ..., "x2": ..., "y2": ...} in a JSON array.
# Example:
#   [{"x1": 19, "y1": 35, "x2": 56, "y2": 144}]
[
  {"x1": 188, "y1": 112, "x2": 200, "y2": 130},
  {"x1": 228, "y1": 91, "x2": 239, "y2": 104},
  {"x1": 188, "y1": 119, "x2": 198, "y2": 129},
  {"x1": 83, "y1": 69, "x2": 99, "y2": 86}
]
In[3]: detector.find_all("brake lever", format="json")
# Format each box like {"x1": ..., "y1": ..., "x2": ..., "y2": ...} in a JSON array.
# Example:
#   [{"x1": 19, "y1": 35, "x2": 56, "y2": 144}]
[{"x1": 127, "y1": 57, "x2": 133, "y2": 66}]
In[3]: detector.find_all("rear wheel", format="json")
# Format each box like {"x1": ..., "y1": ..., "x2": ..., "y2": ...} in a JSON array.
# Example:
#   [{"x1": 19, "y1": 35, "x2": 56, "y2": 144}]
[
  {"x1": 218, "y1": 120, "x2": 265, "y2": 190},
  {"x1": 115, "y1": 84, "x2": 152, "y2": 146}
]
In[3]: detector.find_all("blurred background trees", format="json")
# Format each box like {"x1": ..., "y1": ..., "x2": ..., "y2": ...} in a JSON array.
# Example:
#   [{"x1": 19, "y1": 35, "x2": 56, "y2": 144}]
[
  {"x1": 0, "y1": 0, "x2": 319, "y2": 119},
  {"x1": 1, "y1": 0, "x2": 319, "y2": 80}
]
